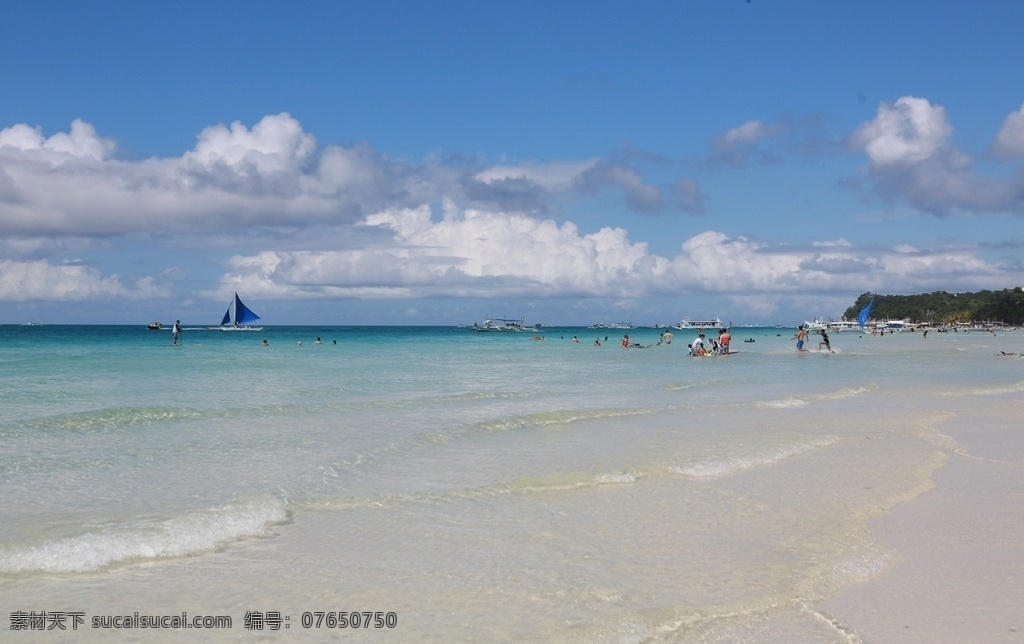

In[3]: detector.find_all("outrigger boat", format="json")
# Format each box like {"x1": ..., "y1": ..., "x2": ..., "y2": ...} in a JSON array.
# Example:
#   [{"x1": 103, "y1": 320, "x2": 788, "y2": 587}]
[{"x1": 212, "y1": 293, "x2": 263, "y2": 331}]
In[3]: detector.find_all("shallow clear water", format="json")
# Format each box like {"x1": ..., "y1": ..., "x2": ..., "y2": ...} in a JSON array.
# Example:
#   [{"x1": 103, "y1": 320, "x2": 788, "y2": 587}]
[{"x1": 1, "y1": 324, "x2": 1021, "y2": 641}]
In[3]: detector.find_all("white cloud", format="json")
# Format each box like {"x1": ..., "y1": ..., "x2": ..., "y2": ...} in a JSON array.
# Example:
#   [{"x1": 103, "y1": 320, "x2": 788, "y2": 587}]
[
  {"x1": 715, "y1": 120, "x2": 781, "y2": 150},
  {"x1": 0, "y1": 119, "x2": 115, "y2": 161},
  {"x1": 992, "y1": 103, "x2": 1024, "y2": 159},
  {"x1": 0, "y1": 124, "x2": 45, "y2": 150},
  {"x1": 0, "y1": 115, "x2": 350, "y2": 235},
  {"x1": 0, "y1": 114, "x2": 705, "y2": 239},
  {"x1": 203, "y1": 205, "x2": 1022, "y2": 305},
  {"x1": 185, "y1": 113, "x2": 316, "y2": 174},
  {"x1": 708, "y1": 118, "x2": 798, "y2": 167},
  {"x1": 207, "y1": 203, "x2": 669, "y2": 300},
  {"x1": 0, "y1": 259, "x2": 166, "y2": 301},
  {"x1": 812, "y1": 238, "x2": 854, "y2": 248},
  {"x1": 1, "y1": 110, "x2": 1021, "y2": 312},
  {"x1": 851, "y1": 97, "x2": 951, "y2": 166},
  {"x1": 473, "y1": 160, "x2": 597, "y2": 192},
  {"x1": 848, "y1": 96, "x2": 1020, "y2": 215}
]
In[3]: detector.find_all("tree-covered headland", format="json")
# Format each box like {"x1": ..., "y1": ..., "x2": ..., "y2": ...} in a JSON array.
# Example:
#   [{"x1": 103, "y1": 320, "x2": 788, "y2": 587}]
[{"x1": 843, "y1": 288, "x2": 1024, "y2": 326}]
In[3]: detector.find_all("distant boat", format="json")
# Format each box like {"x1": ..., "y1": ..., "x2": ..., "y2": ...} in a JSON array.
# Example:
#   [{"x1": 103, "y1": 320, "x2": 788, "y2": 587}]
[
  {"x1": 673, "y1": 317, "x2": 724, "y2": 330},
  {"x1": 146, "y1": 322, "x2": 163, "y2": 330},
  {"x1": 804, "y1": 318, "x2": 860, "y2": 332},
  {"x1": 857, "y1": 297, "x2": 875, "y2": 329},
  {"x1": 473, "y1": 317, "x2": 538, "y2": 332},
  {"x1": 214, "y1": 293, "x2": 263, "y2": 331}
]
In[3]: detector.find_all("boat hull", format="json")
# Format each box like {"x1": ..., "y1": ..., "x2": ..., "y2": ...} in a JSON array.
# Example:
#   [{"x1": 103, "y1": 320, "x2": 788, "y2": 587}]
[{"x1": 209, "y1": 326, "x2": 264, "y2": 331}]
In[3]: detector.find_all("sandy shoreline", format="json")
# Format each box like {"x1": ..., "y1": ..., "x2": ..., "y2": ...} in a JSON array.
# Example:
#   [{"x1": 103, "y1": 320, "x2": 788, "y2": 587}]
[{"x1": 824, "y1": 399, "x2": 1024, "y2": 643}]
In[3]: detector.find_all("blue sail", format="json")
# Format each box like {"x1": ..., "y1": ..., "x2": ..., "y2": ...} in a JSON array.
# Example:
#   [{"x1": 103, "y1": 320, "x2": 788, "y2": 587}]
[
  {"x1": 233, "y1": 294, "x2": 261, "y2": 326},
  {"x1": 858, "y1": 297, "x2": 875, "y2": 328},
  {"x1": 221, "y1": 293, "x2": 261, "y2": 326}
]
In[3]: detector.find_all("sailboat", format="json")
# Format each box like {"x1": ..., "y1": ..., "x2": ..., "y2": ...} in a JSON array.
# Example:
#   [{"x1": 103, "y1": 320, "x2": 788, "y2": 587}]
[
  {"x1": 858, "y1": 297, "x2": 875, "y2": 329},
  {"x1": 215, "y1": 293, "x2": 263, "y2": 331}
]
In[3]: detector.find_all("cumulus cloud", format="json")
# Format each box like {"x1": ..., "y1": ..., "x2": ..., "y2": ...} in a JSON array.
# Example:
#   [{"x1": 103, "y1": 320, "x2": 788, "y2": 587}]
[
  {"x1": 206, "y1": 203, "x2": 669, "y2": 300},
  {"x1": 0, "y1": 114, "x2": 706, "y2": 240},
  {"x1": 1, "y1": 110, "x2": 1020, "y2": 313},
  {"x1": 992, "y1": 103, "x2": 1024, "y2": 159},
  {"x1": 0, "y1": 259, "x2": 167, "y2": 301},
  {"x1": 851, "y1": 97, "x2": 952, "y2": 166},
  {"x1": 0, "y1": 115, "x2": 351, "y2": 235},
  {"x1": 186, "y1": 113, "x2": 316, "y2": 173},
  {"x1": 849, "y1": 96, "x2": 1021, "y2": 216},
  {"x1": 0, "y1": 119, "x2": 115, "y2": 161},
  {"x1": 204, "y1": 203, "x2": 1020, "y2": 305}
]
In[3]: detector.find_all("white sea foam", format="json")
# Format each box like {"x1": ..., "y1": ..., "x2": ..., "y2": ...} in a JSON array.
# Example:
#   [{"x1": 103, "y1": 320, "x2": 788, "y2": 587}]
[
  {"x1": 661, "y1": 379, "x2": 720, "y2": 392},
  {"x1": 818, "y1": 385, "x2": 877, "y2": 400},
  {"x1": 23, "y1": 406, "x2": 204, "y2": 432},
  {"x1": 937, "y1": 380, "x2": 1024, "y2": 397},
  {"x1": 758, "y1": 397, "x2": 809, "y2": 409},
  {"x1": 296, "y1": 468, "x2": 643, "y2": 513},
  {"x1": 594, "y1": 469, "x2": 640, "y2": 485},
  {"x1": 476, "y1": 407, "x2": 652, "y2": 432},
  {"x1": 675, "y1": 437, "x2": 840, "y2": 479},
  {"x1": 0, "y1": 496, "x2": 288, "y2": 573},
  {"x1": 830, "y1": 545, "x2": 893, "y2": 584},
  {"x1": 755, "y1": 386, "x2": 873, "y2": 409}
]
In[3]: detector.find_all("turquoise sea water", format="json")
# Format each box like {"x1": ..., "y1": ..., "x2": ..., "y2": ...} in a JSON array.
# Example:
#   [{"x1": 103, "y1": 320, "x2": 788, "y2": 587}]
[{"x1": 1, "y1": 324, "x2": 1022, "y2": 641}]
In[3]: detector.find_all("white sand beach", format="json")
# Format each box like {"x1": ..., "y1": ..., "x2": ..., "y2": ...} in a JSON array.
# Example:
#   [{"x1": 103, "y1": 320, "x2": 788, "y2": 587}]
[{"x1": 825, "y1": 401, "x2": 1024, "y2": 643}]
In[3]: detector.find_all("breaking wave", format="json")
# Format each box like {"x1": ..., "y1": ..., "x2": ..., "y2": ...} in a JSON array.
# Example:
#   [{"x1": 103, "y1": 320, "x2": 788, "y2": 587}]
[
  {"x1": 0, "y1": 496, "x2": 288, "y2": 574},
  {"x1": 673, "y1": 436, "x2": 840, "y2": 479},
  {"x1": 475, "y1": 407, "x2": 654, "y2": 432}
]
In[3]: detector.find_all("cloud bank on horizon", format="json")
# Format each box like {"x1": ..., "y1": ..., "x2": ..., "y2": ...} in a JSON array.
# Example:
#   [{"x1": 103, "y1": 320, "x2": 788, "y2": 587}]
[{"x1": 2, "y1": 96, "x2": 1024, "y2": 323}]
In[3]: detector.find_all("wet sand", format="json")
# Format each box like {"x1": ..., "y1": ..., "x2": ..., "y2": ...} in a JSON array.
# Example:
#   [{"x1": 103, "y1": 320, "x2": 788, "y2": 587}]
[{"x1": 824, "y1": 401, "x2": 1024, "y2": 643}]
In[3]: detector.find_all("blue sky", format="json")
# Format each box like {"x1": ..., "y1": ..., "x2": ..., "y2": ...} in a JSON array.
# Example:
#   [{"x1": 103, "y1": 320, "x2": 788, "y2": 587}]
[{"x1": 2, "y1": 1, "x2": 1023, "y2": 326}]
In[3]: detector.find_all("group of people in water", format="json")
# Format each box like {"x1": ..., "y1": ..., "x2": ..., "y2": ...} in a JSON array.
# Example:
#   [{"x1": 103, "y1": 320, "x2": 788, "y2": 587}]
[
  {"x1": 683, "y1": 328, "x2": 732, "y2": 356},
  {"x1": 793, "y1": 325, "x2": 833, "y2": 352},
  {"x1": 587, "y1": 328, "x2": 735, "y2": 355},
  {"x1": 560, "y1": 328, "x2": 733, "y2": 355},
  {"x1": 606, "y1": 324, "x2": 835, "y2": 355},
  {"x1": 279, "y1": 337, "x2": 338, "y2": 347}
]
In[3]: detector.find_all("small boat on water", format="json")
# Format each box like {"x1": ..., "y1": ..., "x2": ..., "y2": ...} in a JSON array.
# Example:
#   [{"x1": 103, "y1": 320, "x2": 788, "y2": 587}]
[
  {"x1": 589, "y1": 322, "x2": 635, "y2": 329},
  {"x1": 146, "y1": 322, "x2": 163, "y2": 330},
  {"x1": 211, "y1": 293, "x2": 263, "y2": 331},
  {"x1": 673, "y1": 317, "x2": 724, "y2": 330},
  {"x1": 804, "y1": 318, "x2": 860, "y2": 332},
  {"x1": 473, "y1": 318, "x2": 539, "y2": 332}
]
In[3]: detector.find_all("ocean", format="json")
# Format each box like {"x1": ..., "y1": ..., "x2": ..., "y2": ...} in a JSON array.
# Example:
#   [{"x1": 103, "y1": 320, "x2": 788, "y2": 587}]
[{"x1": 1, "y1": 323, "x2": 1021, "y2": 641}]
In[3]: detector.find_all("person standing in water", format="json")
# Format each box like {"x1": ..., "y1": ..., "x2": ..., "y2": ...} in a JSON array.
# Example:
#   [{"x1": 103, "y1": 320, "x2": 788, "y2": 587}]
[
  {"x1": 718, "y1": 328, "x2": 731, "y2": 354},
  {"x1": 172, "y1": 320, "x2": 182, "y2": 345},
  {"x1": 794, "y1": 325, "x2": 808, "y2": 351}
]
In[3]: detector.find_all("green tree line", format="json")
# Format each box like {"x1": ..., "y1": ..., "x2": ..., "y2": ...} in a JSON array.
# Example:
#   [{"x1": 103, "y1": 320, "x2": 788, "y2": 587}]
[{"x1": 842, "y1": 288, "x2": 1024, "y2": 325}]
